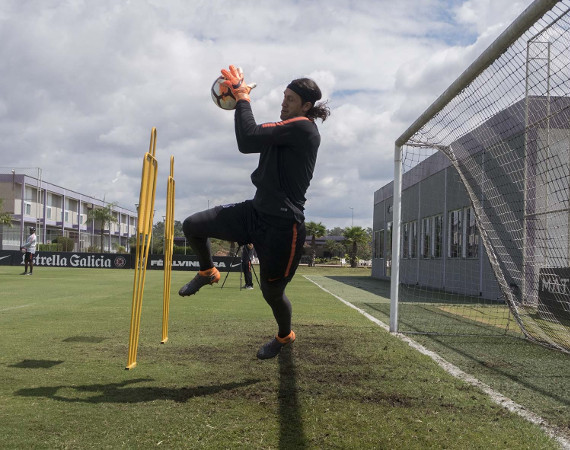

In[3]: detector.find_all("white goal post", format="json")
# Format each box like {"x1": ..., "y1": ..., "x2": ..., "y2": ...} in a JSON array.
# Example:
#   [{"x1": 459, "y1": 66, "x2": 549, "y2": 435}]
[{"x1": 390, "y1": 0, "x2": 570, "y2": 353}]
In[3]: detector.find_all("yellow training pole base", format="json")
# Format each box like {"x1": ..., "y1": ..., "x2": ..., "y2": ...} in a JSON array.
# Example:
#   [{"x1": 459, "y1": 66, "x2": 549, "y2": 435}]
[
  {"x1": 125, "y1": 362, "x2": 137, "y2": 370},
  {"x1": 160, "y1": 337, "x2": 169, "y2": 344}
]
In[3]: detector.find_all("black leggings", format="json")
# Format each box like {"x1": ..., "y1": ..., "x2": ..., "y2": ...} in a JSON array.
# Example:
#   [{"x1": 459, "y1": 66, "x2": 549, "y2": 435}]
[{"x1": 182, "y1": 200, "x2": 305, "y2": 337}]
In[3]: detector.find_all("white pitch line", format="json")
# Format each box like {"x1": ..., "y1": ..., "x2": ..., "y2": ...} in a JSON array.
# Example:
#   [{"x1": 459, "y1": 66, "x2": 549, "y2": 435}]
[
  {"x1": 0, "y1": 303, "x2": 35, "y2": 312},
  {"x1": 304, "y1": 275, "x2": 570, "y2": 450}
]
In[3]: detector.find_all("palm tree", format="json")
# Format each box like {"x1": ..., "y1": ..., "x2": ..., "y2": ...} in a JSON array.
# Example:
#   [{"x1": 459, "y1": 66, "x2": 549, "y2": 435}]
[
  {"x1": 87, "y1": 203, "x2": 118, "y2": 252},
  {"x1": 343, "y1": 226, "x2": 369, "y2": 268},
  {"x1": 305, "y1": 221, "x2": 326, "y2": 267}
]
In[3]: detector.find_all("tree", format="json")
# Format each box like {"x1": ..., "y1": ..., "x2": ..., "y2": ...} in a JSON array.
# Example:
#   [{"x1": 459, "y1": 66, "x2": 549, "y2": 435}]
[
  {"x1": 305, "y1": 221, "x2": 326, "y2": 267},
  {"x1": 0, "y1": 199, "x2": 12, "y2": 226},
  {"x1": 151, "y1": 219, "x2": 186, "y2": 254},
  {"x1": 87, "y1": 203, "x2": 118, "y2": 252},
  {"x1": 324, "y1": 239, "x2": 345, "y2": 259},
  {"x1": 343, "y1": 226, "x2": 369, "y2": 268},
  {"x1": 327, "y1": 226, "x2": 344, "y2": 236},
  {"x1": 173, "y1": 220, "x2": 184, "y2": 237},
  {"x1": 0, "y1": 199, "x2": 12, "y2": 251},
  {"x1": 360, "y1": 227, "x2": 373, "y2": 261},
  {"x1": 152, "y1": 220, "x2": 165, "y2": 254}
]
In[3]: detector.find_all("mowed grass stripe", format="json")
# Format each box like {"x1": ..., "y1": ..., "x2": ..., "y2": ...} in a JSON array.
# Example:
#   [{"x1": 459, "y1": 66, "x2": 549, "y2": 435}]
[
  {"x1": 305, "y1": 274, "x2": 570, "y2": 450},
  {"x1": 0, "y1": 266, "x2": 560, "y2": 449}
]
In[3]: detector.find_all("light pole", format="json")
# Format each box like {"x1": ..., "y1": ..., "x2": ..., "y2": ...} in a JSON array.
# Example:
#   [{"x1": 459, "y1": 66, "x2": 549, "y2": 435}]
[{"x1": 350, "y1": 207, "x2": 354, "y2": 227}]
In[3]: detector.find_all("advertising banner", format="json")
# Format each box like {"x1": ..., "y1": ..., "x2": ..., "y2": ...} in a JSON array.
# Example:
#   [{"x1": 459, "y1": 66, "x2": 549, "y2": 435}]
[
  {"x1": 0, "y1": 250, "x2": 241, "y2": 272},
  {"x1": 538, "y1": 267, "x2": 570, "y2": 320},
  {"x1": 0, "y1": 250, "x2": 131, "y2": 269},
  {"x1": 147, "y1": 254, "x2": 241, "y2": 271}
]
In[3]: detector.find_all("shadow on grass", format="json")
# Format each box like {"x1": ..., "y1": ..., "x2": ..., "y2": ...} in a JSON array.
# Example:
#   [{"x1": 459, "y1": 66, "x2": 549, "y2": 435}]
[
  {"x1": 364, "y1": 302, "x2": 511, "y2": 336},
  {"x1": 9, "y1": 359, "x2": 64, "y2": 369},
  {"x1": 326, "y1": 275, "x2": 390, "y2": 298},
  {"x1": 443, "y1": 336, "x2": 569, "y2": 404},
  {"x1": 363, "y1": 302, "x2": 570, "y2": 407},
  {"x1": 15, "y1": 377, "x2": 261, "y2": 404},
  {"x1": 423, "y1": 333, "x2": 570, "y2": 408},
  {"x1": 278, "y1": 346, "x2": 307, "y2": 449},
  {"x1": 63, "y1": 336, "x2": 107, "y2": 343}
]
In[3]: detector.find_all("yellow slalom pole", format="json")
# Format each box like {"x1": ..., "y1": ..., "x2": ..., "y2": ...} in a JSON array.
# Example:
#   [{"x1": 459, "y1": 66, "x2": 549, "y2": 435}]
[
  {"x1": 161, "y1": 156, "x2": 175, "y2": 344},
  {"x1": 126, "y1": 127, "x2": 158, "y2": 370}
]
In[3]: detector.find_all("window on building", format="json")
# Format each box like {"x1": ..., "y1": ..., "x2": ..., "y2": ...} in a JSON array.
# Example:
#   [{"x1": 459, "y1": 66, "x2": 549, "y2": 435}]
[
  {"x1": 386, "y1": 222, "x2": 392, "y2": 257},
  {"x1": 386, "y1": 222, "x2": 393, "y2": 276},
  {"x1": 410, "y1": 220, "x2": 417, "y2": 259},
  {"x1": 448, "y1": 209, "x2": 463, "y2": 258},
  {"x1": 373, "y1": 230, "x2": 384, "y2": 259},
  {"x1": 402, "y1": 222, "x2": 410, "y2": 259},
  {"x1": 465, "y1": 207, "x2": 479, "y2": 258},
  {"x1": 25, "y1": 186, "x2": 37, "y2": 202},
  {"x1": 401, "y1": 221, "x2": 418, "y2": 259},
  {"x1": 47, "y1": 192, "x2": 61, "y2": 209},
  {"x1": 64, "y1": 210, "x2": 70, "y2": 223},
  {"x1": 434, "y1": 215, "x2": 443, "y2": 258},
  {"x1": 25, "y1": 202, "x2": 32, "y2": 216},
  {"x1": 421, "y1": 217, "x2": 431, "y2": 258},
  {"x1": 46, "y1": 206, "x2": 52, "y2": 220}
]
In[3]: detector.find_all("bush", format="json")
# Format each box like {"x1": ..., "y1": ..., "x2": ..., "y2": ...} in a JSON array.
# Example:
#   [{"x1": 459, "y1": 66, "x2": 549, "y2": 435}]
[
  {"x1": 113, "y1": 245, "x2": 127, "y2": 254},
  {"x1": 173, "y1": 245, "x2": 189, "y2": 254},
  {"x1": 52, "y1": 236, "x2": 75, "y2": 251},
  {"x1": 38, "y1": 243, "x2": 62, "y2": 252}
]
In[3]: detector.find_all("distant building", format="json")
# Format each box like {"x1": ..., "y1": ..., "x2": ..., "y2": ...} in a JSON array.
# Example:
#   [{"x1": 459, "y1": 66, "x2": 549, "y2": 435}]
[
  {"x1": 371, "y1": 151, "x2": 501, "y2": 300},
  {"x1": 0, "y1": 172, "x2": 137, "y2": 252},
  {"x1": 372, "y1": 96, "x2": 570, "y2": 300}
]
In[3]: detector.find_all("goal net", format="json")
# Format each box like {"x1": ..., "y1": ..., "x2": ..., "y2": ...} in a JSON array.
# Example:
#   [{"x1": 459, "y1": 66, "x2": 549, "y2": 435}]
[{"x1": 392, "y1": 0, "x2": 570, "y2": 353}]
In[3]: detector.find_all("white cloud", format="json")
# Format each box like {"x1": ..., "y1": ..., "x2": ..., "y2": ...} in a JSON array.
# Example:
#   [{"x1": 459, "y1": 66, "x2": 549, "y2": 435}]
[
  {"x1": 454, "y1": 0, "x2": 533, "y2": 35},
  {"x1": 1, "y1": 0, "x2": 535, "y2": 229}
]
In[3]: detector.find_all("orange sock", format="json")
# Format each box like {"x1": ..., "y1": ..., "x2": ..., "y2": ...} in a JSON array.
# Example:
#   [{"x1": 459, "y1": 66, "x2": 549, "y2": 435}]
[
  {"x1": 199, "y1": 267, "x2": 217, "y2": 276},
  {"x1": 276, "y1": 330, "x2": 295, "y2": 344}
]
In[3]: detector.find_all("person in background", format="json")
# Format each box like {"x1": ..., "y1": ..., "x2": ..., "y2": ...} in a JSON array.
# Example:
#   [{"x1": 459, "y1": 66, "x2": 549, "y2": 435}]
[
  {"x1": 241, "y1": 243, "x2": 254, "y2": 290},
  {"x1": 21, "y1": 226, "x2": 37, "y2": 275}
]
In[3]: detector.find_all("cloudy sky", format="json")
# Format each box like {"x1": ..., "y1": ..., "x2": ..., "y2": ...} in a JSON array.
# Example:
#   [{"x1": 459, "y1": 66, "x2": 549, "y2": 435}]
[{"x1": 0, "y1": 0, "x2": 534, "y2": 229}]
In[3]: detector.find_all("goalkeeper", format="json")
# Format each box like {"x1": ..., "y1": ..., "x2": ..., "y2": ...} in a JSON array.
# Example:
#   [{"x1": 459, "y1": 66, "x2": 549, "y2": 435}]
[{"x1": 179, "y1": 65, "x2": 330, "y2": 359}]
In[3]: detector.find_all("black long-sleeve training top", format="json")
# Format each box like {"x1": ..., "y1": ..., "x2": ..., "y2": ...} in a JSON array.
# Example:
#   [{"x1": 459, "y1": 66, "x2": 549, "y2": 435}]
[{"x1": 234, "y1": 100, "x2": 321, "y2": 223}]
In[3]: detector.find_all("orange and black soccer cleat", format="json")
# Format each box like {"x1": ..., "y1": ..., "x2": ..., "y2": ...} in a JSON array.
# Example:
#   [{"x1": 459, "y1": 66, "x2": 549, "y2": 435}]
[
  {"x1": 256, "y1": 330, "x2": 296, "y2": 360},
  {"x1": 178, "y1": 267, "x2": 221, "y2": 297}
]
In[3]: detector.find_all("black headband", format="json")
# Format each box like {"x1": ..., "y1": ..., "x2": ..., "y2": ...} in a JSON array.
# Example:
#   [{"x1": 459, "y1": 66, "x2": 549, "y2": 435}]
[{"x1": 287, "y1": 82, "x2": 321, "y2": 106}]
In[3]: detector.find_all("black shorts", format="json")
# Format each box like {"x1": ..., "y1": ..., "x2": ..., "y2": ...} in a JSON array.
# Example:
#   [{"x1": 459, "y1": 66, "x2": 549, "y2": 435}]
[
  {"x1": 185, "y1": 200, "x2": 306, "y2": 283},
  {"x1": 24, "y1": 252, "x2": 33, "y2": 262}
]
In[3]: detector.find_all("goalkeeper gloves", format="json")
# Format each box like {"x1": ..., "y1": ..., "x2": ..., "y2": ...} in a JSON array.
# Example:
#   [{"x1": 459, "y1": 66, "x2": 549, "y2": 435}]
[{"x1": 221, "y1": 65, "x2": 256, "y2": 103}]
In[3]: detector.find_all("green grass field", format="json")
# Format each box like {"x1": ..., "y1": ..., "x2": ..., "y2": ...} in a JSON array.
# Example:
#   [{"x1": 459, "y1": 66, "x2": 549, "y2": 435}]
[{"x1": 0, "y1": 265, "x2": 566, "y2": 449}]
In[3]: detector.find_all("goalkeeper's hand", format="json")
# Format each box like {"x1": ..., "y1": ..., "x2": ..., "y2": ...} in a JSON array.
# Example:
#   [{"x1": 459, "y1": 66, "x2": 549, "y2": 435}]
[{"x1": 221, "y1": 65, "x2": 256, "y2": 103}]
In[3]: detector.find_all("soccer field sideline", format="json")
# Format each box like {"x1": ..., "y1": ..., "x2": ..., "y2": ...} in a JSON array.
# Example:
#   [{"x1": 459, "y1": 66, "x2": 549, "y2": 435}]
[{"x1": 304, "y1": 275, "x2": 570, "y2": 450}]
